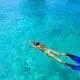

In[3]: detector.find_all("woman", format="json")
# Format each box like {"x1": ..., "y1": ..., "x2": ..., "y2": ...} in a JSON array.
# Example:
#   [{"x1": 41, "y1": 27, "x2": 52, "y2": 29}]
[{"x1": 29, "y1": 40, "x2": 80, "y2": 71}]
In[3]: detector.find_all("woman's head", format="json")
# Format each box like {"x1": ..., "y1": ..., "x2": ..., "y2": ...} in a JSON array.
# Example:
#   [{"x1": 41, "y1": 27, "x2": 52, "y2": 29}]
[
  {"x1": 29, "y1": 40, "x2": 48, "y2": 52},
  {"x1": 29, "y1": 40, "x2": 41, "y2": 48},
  {"x1": 33, "y1": 41, "x2": 40, "y2": 46}
]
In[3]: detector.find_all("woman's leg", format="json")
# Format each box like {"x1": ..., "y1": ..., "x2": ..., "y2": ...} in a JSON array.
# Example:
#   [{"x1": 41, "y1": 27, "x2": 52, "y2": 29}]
[
  {"x1": 47, "y1": 52, "x2": 66, "y2": 64},
  {"x1": 49, "y1": 53, "x2": 80, "y2": 71}
]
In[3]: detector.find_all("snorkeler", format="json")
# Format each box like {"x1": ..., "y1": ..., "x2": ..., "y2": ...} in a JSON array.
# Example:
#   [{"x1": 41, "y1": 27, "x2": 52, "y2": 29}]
[{"x1": 29, "y1": 41, "x2": 80, "y2": 71}]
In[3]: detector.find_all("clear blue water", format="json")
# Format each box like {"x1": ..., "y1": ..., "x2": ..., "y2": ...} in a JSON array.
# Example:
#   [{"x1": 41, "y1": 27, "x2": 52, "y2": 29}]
[{"x1": 0, "y1": 0, "x2": 80, "y2": 80}]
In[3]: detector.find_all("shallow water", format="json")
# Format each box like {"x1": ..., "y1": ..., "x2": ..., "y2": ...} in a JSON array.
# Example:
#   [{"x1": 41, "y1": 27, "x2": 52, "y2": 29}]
[{"x1": 0, "y1": 0, "x2": 80, "y2": 80}]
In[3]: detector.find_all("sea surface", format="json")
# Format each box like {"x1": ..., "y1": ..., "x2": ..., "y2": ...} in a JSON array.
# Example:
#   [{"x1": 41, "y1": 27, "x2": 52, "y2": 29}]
[{"x1": 0, "y1": 0, "x2": 80, "y2": 80}]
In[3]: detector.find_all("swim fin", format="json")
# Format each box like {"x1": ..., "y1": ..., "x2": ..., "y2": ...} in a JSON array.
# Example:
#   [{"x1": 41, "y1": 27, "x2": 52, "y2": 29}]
[
  {"x1": 65, "y1": 63, "x2": 80, "y2": 71},
  {"x1": 66, "y1": 53, "x2": 80, "y2": 64}
]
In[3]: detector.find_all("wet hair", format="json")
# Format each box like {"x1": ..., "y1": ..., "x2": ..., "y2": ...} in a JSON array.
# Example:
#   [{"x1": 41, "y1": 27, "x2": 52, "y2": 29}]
[{"x1": 33, "y1": 41, "x2": 40, "y2": 46}]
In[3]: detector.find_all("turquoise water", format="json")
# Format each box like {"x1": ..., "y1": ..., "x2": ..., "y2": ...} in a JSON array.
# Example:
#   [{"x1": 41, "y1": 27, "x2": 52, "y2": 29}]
[{"x1": 0, "y1": 0, "x2": 80, "y2": 80}]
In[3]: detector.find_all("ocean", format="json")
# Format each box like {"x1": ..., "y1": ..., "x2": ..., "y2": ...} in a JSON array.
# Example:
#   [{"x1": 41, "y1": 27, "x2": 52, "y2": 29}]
[{"x1": 0, "y1": 0, "x2": 80, "y2": 80}]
